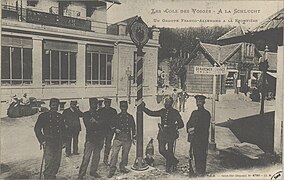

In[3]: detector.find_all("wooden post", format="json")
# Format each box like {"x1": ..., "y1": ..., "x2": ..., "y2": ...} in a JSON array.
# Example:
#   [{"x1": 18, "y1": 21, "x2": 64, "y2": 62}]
[{"x1": 209, "y1": 63, "x2": 217, "y2": 150}]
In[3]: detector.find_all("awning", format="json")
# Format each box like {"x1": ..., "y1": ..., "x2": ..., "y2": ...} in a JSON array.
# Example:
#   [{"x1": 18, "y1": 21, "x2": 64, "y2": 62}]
[
  {"x1": 103, "y1": 0, "x2": 121, "y2": 4},
  {"x1": 267, "y1": 72, "x2": 277, "y2": 78},
  {"x1": 81, "y1": 0, "x2": 121, "y2": 5}
]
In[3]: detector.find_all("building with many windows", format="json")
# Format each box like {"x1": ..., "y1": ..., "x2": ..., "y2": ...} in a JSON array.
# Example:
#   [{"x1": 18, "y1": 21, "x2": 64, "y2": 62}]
[{"x1": 1, "y1": 0, "x2": 160, "y2": 102}]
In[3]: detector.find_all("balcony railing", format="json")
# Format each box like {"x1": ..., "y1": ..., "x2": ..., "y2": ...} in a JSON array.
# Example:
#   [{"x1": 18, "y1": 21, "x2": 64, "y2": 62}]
[
  {"x1": 26, "y1": 9, "x2": 91, "y2": 31},
  {"x1": 49, "y1": 6, "x2": 81, "y2": 18}
]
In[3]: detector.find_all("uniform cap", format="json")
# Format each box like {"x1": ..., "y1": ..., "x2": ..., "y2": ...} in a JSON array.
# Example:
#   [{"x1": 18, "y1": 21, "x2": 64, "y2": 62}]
[
  {"x1": 50, "y1": 98, "x2": 60, "y2": 104},
  {"x1": 104, "y1": 98, "x2": 112, "y2": 102},
  {"x1": 70, "y1": 100, "x2": 78, "y2": 104},
  {"x1": 89, "y1": 97, "x2": 98, "y2": 104},
  {"x1": 119, "y1": 101, "x2": 128, "y2": 106},
  {"x1": 194, "y1": 95, "x2": 206, "y2": 100},
  {"x1": 173, "y1": 88, "x2": 177, "y2": 91}
]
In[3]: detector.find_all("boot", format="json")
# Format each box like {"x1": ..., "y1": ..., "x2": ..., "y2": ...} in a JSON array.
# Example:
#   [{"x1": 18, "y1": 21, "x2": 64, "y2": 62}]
[{"x1": 165, "y1": 161, "x2": 171, "y2": 173}]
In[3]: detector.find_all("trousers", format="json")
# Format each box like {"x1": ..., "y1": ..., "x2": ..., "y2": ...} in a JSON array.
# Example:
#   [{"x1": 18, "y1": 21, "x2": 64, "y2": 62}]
[
  {"x1": 65, "y1": 131, "x2": 80, "y2": 155},
  {"x1": 109, "y1": 139, "x2": 132, "y2": 172},
  {"x1": 193, "y1": 147, "x2": 207, "y2": 176},
  {"x1": 78, "y1": 138, "x2": 104, "y2": 177},
  {"x1": 158, "y1": 139, "x2": 178, "y2": 167},
  {"x1": 104, "y1": 132, "x2": 114, "y2": 161},
  {"x1": 43, "y1": 140, "x2": 62, "y2": 179}
]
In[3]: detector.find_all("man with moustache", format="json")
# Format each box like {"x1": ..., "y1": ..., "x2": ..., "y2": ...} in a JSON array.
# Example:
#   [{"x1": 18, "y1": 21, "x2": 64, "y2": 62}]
[
  {"x1": 186, "y1": 95, "x2": 211, "y2": 177},
  {"x1": 142, "y1": 96, "x2": 184, "y2": 172}
]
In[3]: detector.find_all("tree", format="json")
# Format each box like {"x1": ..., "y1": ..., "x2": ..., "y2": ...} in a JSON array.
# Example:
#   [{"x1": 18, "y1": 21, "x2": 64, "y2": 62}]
[{"x1": 158, "y1": 26, "x2": 233, "y2": 86}]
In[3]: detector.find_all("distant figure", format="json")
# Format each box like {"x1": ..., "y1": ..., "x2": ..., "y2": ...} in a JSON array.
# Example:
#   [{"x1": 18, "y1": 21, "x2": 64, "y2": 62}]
[
  {"x1": 63, "y1": 100, "x2": 83, "y2": 157},
  {"x1": 34, "y1": 98, "x2": 68, "y2": 179},
  {"x1": 171, "y1": 89, "x2": 178, "y2": 109},
  {"x1": 178, "y1": 89, "x2": 190, "y2": 112},
  {"x1": 108, "y1": 101, "x2": 136, "y2": 178},
  {"x1": 7, "y1": 95, "x2": 20, "y2": 118},
  {"x1": 186, "y1": 95, "x2": 211, "y2": 177},
  {"x1": 20, "y1": 93, "x2": 31, "y2": 116},
  {"x1": 20, "y1": 93, "x2": 30, "y2": 105}
]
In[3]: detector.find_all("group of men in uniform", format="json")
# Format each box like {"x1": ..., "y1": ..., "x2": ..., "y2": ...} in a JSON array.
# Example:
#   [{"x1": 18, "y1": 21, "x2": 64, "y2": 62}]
[{"x1": 34, "y1": 93, "x2": 211, "y2": 179}]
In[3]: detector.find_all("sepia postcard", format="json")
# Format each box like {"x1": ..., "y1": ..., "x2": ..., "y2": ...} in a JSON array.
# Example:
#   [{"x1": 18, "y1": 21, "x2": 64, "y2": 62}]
[{"x1": 0, "y1": 0, "x2": 283, "y2": 179}]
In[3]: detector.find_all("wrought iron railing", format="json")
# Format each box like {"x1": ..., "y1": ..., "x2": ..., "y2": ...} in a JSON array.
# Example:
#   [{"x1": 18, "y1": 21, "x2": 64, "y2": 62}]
[{"x1": 26, "y1": 9, "x2": 91, "y2": 31}]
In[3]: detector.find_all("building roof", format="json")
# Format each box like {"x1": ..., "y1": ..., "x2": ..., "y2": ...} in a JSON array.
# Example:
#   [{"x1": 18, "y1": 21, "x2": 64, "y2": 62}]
[
  {"x1": 250, "y1": 8, "x2": 284, "y2": 33},
  {"x1": 107, "y1": 16, "x2": 138, "y2": 35},
  {"x1": 259, "y1": 51, "x2": 277, "y2": 71},
  {"x1": 201, "y1": 42, "x2": 242, "y2": 63},
  {"x1": 217, "y1": 26, "x2": 248, "y2": 41}
]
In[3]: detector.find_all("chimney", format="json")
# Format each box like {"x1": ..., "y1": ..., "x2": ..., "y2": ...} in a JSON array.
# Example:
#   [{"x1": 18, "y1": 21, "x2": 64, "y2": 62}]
[
  {"x1": 117, "y1": 22, "x2": 127, "y2": 36},
  {"x1": 151, "y1": 27, "x2": 160, "y2": 41}
]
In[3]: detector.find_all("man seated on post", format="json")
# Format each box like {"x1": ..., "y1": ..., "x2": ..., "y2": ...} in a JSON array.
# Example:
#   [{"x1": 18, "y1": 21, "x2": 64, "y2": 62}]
[
  {"x1": 34, "y1": 98, "x2": 68, "y2": 179},
  {"x1": 78, "y1": 97, "x2": 105, "y2": 179},
  {"x1": 108, "y1": 101, "x2": 136, "y2": 178},
  {"x1": 142, "y1": 96, "x2": 184, "y2": 173}
]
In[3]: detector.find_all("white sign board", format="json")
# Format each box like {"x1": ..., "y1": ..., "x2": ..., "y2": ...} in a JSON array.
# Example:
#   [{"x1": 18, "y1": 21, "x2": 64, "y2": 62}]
[{"x1": 194, "y1": 66, "x2": 227, "y2": 75}]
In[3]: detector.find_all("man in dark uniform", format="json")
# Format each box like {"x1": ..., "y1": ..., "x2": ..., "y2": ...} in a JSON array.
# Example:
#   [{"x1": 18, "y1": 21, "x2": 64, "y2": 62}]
[
  {"x1": 178, "y1": 89, "x2": 190, "y2": 112},
  {"x1": 98, "y1": 98, "x2": 118, "y2": 166},
  {"x1": 108, "y1": 101, "x2": 136, "y2": 178},
  {"x1": 34, "y1": 98, "x2": 68, "y2": 179},
  {"x1": 63, "y1": 100, "x2": 83, "y2": 157},
  {"x1": 78, "y1": 98, "x2": 105, "y2": 179},
  {"x1": 142, "y1": 96, "x2": 184, "y2": 172},
  {"x1": 186, "y1": 95, "x2": 211, "y2": 177}
]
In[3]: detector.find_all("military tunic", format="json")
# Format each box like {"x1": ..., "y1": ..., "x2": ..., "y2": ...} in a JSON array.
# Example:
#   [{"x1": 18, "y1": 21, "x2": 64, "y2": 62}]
[
  {"x1": 144, "y1": 107, "x2": 184, "y2": 141},
  {"x1": 186, "y1": 107, "x2": 211, "y2": 176},
  {"x1": 109, "y1": 112, "x2": 136, "y2": 173},
  {"x1": 34, "y1": 111, "x2": 67, "y2": 179}
]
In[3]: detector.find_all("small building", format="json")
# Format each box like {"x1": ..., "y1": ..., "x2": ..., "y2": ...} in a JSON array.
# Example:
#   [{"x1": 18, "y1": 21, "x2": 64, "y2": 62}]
[
  {"x1": 218, "y1": 8, "x2": 283, "y2": 156},
  {"x1": 1, "y1": 0, "x2": 160, "y2": 102},
  {"x1": 182, "y1": 40, "x2": 262, "y2": 95}
]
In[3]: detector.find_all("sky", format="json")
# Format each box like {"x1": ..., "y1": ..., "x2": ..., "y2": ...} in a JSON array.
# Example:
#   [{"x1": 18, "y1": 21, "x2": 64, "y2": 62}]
[{"x1": 107, "y1": 0, "x2": 283, "y2": 29}]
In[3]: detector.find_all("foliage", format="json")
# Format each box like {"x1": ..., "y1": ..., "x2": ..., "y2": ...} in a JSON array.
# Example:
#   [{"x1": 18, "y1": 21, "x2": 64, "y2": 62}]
[{"x1": 158, "y1": 26, "x2": 233, "y2": 87}]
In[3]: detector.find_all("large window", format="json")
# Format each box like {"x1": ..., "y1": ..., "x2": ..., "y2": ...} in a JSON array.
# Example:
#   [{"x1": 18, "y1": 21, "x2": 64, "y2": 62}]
[
  {"x1": 43, "y1": 50, "x2": 76, "y2": 85},
  {"x1": 86, "y1": 52, "x2": 112, "y2": 85},
  {"x1": 1, "y1": 46, "x2": 32, "y2": 85}
]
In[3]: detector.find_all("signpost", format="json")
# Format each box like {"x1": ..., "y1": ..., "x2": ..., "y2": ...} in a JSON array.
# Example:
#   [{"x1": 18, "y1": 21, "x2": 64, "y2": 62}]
[
  {"x1": 129, "y1": 17, "x2": 150, "y2": 171},
  {"x1": 194, "y1": 64, "x2": 227, "y2": 150}
]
